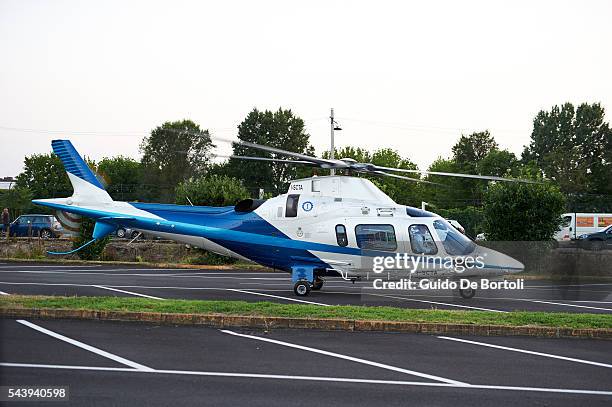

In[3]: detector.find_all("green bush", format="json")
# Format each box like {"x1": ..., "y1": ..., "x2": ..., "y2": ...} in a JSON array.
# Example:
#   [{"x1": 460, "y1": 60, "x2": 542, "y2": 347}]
[
  {"x1": 176, "y1": 175, "x2": 250, "y2": 206},
  {"x1": 183, "y1": 249, "x2": 238, "y2": 265},
  {"x1": 482, "y1": 182, "x2": 566, "y2": 241},
  {"x1": 73, "y1": 217, "x2": 110, "y2": 260}
]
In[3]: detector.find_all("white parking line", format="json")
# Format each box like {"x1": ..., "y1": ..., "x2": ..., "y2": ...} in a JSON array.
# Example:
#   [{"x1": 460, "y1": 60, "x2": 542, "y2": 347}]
[
  {"x1": 3, "y1": 362, "x2": 612, "y2": 395},
  {"x1": 221, "y1": 329, "x2": 466, "y2": 385},
  {"x1": 438, "y1": 336, "x2": 612, "y2": 369},
  {"x1": 16, "y1": 320, "x2": 154, "y2": 371},
  {"x1": 227, "y1": 289, "x2": 331, "y2": 306},
  {"x1": 0, "y1": 290, "x2": 9, "y2": 295},
  {"x1": 362, "y1": 292, "x2": 508, "y2": 313},
  {"x1": 93, "y1": 285, "x2": 165, "y2": 300},
  {"x1": 518, "y1": 299, "x2": 612, "y2": 312}
]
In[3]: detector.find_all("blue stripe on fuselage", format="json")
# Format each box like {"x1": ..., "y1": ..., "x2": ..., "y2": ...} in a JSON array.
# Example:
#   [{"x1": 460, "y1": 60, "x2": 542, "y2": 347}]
[{"x1": 130, "y1": 202, "x2": 289, "y2": 239}]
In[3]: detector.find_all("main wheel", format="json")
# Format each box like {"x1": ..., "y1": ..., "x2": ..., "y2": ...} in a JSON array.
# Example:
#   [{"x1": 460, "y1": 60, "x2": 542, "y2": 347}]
[
  {"x1": 311, "y1": 277, "x2": 324, "y2": 290},
  {"x1": 294, "y1": 281, "x2": 311, "y2": 296},
  {"x1": 131, "y1": 231, "x2": 141, "y2": 239},
  {"x1": 40, "y1": 229, "x2": 52, "y2": 239},
  {"x1": 459, "y1": 287, "x2": 476, "y2": 299},
  {"x1": 116, "y1": 228, "x2": 126, "y2": 238}
]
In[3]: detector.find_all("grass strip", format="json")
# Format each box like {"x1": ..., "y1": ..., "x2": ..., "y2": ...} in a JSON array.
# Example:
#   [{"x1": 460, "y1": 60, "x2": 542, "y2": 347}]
[{"x1": 1, "y1": 295, "x2": 612, "y2": 329}]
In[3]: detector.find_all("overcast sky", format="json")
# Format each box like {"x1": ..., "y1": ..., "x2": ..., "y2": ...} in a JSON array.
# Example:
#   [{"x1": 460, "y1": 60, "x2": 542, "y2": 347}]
[{"x1": 1, "y1": 0, "x2": 611, "y2": 177}]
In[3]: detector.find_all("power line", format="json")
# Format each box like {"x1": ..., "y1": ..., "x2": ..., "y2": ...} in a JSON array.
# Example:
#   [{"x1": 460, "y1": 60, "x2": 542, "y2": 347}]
[{"x1": 338, "y1": 117, "x2": 530, "y2": 135}]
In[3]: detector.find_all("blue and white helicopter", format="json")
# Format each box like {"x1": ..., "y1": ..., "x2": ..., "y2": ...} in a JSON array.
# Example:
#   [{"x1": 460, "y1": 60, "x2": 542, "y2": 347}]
[{"x1": 34, "y1": 139, "x2": 527, "y2": 298}]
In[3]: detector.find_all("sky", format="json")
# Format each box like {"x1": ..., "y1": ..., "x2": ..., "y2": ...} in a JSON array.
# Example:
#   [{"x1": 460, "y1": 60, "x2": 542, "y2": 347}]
[{"x1": 1, "y1": 0, "x2": 611, "y2": 177}]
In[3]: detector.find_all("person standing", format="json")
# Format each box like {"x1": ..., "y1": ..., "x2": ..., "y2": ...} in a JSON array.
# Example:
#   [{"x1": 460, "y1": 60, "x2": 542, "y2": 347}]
[{"x1": 2, "y1": 208, "x2": 9, "y2": 236}]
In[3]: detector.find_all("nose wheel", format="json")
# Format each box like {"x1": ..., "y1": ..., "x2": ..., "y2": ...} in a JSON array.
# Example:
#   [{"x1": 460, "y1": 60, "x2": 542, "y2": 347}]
[
  {"x1": 294, "y1": 281, "x2": 311, "y2": 296},
  {"x1": 459, "y1": 287, "x2": 476, "y2": 299}
]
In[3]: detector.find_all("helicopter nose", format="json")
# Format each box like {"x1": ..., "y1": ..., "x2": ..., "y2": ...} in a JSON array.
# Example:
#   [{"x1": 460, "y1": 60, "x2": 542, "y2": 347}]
[
  {"x1": 504, "y1": 255, "x2": 524, "y2": 274},
  {"x1": 477, "y1": 246, "x2": 524, "y2": 274}
]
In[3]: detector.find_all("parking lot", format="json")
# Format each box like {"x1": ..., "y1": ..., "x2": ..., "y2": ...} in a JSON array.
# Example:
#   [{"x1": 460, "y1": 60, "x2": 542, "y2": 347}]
[
  {"x1": 1, "y1": 262, "x2": 612, "y2": 405},
  {"x1": 2, "y1": 318, "x2": 612, "y2": 406},
  {"x1": 0, "y1": 262, "x2": 611, "y2": 313}
]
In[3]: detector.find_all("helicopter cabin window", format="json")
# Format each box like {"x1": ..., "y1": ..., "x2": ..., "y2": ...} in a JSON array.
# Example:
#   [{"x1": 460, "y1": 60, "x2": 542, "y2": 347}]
[
  {"x1": 408, "y1": 224, "x2": 438, "y2": 255},
  {"x1": 335, "y1": 224, "x2": 348, "y2": 247},
  {"x1": 355, "y1": 224, "x2": 397, "y2": 251},
  {"x1": 285, "y1": 194, "x2": 300, "y2": 218}
]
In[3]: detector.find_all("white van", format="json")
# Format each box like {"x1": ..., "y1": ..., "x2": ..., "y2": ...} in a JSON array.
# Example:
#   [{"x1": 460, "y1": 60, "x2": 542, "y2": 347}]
[{"x1": 556, "y1": 213, "x2": 612, "y2": 241}]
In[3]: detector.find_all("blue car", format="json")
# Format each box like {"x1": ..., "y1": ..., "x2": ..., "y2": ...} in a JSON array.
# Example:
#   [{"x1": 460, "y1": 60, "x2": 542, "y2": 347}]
[{"x1": 8, "y1": 214, "x2": 63, "y2": 239}]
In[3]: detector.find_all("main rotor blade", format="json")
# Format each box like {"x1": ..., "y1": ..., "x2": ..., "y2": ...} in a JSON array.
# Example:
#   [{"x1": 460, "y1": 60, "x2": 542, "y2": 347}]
[
  {"x1": 215, "y1": 154, "x2": 318, "y2": 166},
  {"x1": 371, "y1": 165, "x2": 539, "y2": 184},
  {"x1": 369, "y1": 170, "x2": 441, "y2": 185},
  {"x1": 213, "y1": 136, "x2": 346, "y2": 169}
]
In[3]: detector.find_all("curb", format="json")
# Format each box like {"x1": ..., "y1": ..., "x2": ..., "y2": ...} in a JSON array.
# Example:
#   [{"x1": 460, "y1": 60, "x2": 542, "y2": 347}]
[{"x1": 2, "y1": 307, "x2": 611, "y2": 339}]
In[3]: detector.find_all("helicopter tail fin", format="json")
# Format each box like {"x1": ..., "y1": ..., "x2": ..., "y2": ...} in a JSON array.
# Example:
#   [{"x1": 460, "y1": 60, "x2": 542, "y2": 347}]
[{"x1": 51, "y1": 139, "x2": 113, "y2": 202}]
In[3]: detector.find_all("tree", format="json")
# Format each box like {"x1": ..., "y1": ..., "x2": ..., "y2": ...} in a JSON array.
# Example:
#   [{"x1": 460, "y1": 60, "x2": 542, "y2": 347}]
[
  {"x1": 422, "y1": 158, "x2": 476, "y2": 209},
  {"x1": 452, "y1": 130, "x2": 498, "y2": 172},
  {"x1": 482, "y1": 182, "x2": 566, "y2": 241},
  {"x1": 369, "y1": 148, "x2": 420, "y2": 206},
  {"x1": 323, "y1": 146, "x2": 372, "y2": 163},
  {"x1": 523, "y1": 102, "x2": 612, "y2": 195},
  {"x1": 97, "y1": 156, "x2": 142, "y2": 201},
  {"x1": 0, "y1": 186, "x2": 33, "y2": 218},
  {"x1": 15, "y1": 153, "x2": 72, "y2": 198},
  {"x1": 140, "y1": 120, "x2": 213, "y2": 202},
  {"x1": 477, "y1": 149, "x2": 519, "y2": 177},
  {"x1": 226, "y1": 108, "x2": 314, "y2": 195},
  {"x1": 175, "y1": 175, "x2": 249, "y2": 206}
]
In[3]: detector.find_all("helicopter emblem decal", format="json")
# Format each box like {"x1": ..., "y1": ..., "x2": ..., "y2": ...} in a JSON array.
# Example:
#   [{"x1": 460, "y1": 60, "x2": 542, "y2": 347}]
[{"x1": 302, "y1": 201, "x2": 314, "y2": 212}]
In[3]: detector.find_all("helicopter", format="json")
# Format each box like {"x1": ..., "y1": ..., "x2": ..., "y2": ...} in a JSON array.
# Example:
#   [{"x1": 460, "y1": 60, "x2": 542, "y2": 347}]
[{"x1": 33, "y1": 138, "x2": 528, "y2": 298}]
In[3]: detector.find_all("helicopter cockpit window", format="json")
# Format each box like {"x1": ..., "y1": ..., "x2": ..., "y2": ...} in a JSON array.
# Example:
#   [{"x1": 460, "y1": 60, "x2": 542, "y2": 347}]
[
  {"x1": 355, "y1": 224, "x2": 397, "y2": 251},
  {"x1": 408, "y1": 224, "x2": 438, "y2": 255},
  {"x1": 285, "y1": 194, "x2": 300, "y2": 218},
  {"x1": 335, "y1": 224, "x2": 348, "y2": 247},
  {"x1": 433, "y1": 219, "x2": 476, "y2": 255}
]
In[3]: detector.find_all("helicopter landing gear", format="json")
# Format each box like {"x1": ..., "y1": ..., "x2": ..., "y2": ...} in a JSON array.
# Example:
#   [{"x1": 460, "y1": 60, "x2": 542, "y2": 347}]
[
  {"x1": 291, "y1": 265, "x2": 316, "y2": 297},
  {"x1": 311, "y1": 277, "x2": 324, "y2": 291},
  {"x1": 458, "y1": 287, "x2": 476, "y2": 299},
  {"x1": 294, "y1": 281, "x2": 311, "y2": 296}
]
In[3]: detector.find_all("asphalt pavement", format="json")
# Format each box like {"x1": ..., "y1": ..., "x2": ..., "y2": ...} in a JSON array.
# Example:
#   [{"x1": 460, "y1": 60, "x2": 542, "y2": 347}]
[
  {"x1": 0, "y1": 261, "x2": 611, "y2": 313},
  {"x1": 1, "y1": 318, "x2": 612, "y2": 406}
]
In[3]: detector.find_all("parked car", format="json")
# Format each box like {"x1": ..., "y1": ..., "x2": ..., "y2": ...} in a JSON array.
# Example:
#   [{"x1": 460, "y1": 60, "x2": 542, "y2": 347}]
[
  {"x1": 115, "y1": 226, "x2": 142, "y2": 239},
  {"x1": 555, "y1": 213, "x2": 612, "y2": 241},
  {"x1": 115, "y1": 227, "x2": 161, "y2": 240},
  {"x1": 9, "y1": 214, "x2": 63, "y2": 239},
  {"x1": 578, "y1": 225, "x2": 612, "y2": 251}
]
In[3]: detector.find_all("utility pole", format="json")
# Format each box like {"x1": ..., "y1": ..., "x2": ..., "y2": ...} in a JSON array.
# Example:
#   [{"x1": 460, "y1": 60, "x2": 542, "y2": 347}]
[
  {"x1": 329, "y1": 108, "x2": 342, "y2": 176},
  {"x1": 330, "y1": 108, "x2": 335, "y2": 176}
]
